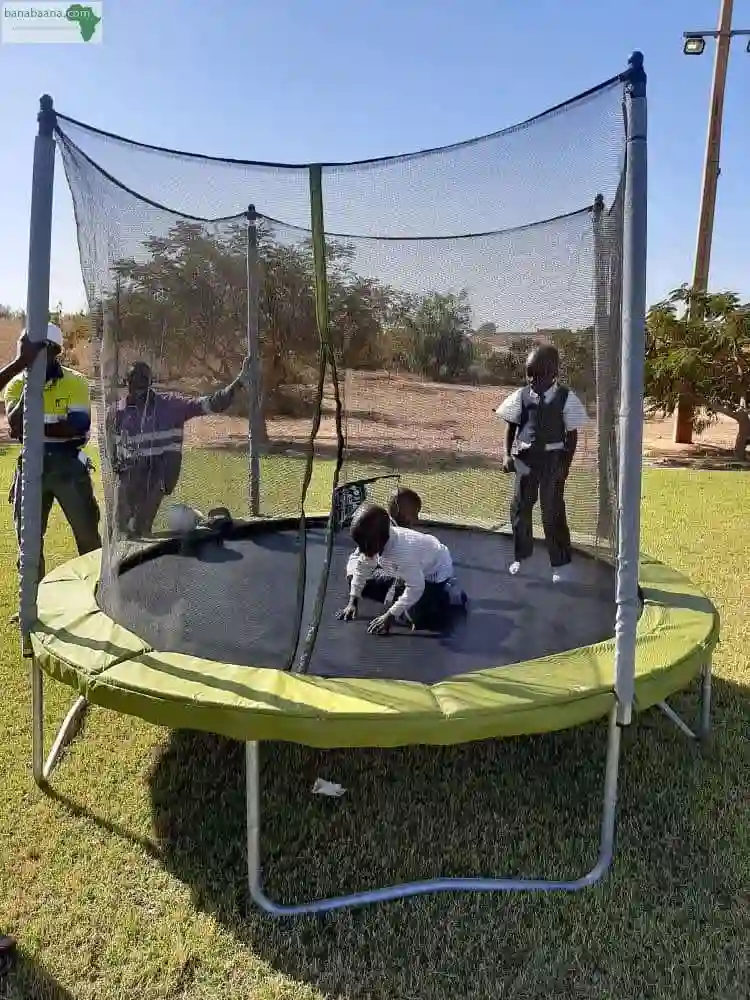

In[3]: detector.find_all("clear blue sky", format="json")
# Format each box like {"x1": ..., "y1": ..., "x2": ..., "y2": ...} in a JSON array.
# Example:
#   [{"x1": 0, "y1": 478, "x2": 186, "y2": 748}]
[{"x1": 0, "y1": 0, "x2": 748, "y2": 317}]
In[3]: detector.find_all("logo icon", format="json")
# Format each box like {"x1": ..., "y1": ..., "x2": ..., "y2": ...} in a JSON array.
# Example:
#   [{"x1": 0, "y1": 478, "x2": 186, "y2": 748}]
[{"x1": 2, "y1": 2, "x2": 103, "y2": 44}]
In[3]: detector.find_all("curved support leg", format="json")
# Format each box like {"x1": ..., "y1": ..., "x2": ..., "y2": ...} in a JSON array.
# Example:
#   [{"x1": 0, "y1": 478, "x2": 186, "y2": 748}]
[
  {"x1": 31, "y1": 657, "x2": 89, "y2": 786},
  {"x1": 246, "y1": 706, "x2": 622, "y2": 917}
]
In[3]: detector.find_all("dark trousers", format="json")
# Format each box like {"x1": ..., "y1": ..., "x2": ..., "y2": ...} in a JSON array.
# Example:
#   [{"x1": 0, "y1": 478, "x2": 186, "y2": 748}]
[
  {"x1": 115, "y1": 463, "x2": 167, "y2": 536},
  {"x1": 350, "y1": 573, "x2": 453, "y2": 632},
  {"x1": 510, "y1": 450, "x2": 571, "y2": 568},
  {"x1": 11, "y1": 450, "x2": 102, "y2": 580}
]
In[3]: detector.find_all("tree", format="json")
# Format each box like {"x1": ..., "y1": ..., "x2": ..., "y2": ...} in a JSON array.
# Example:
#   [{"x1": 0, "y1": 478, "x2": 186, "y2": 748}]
[
  {"x1": 325, "y1": 245, "x2": 407, "y2": 371},
  {"x1": 404, "y1": 291, "x2": 474, "y2": 382},
  {"x1": 547, "y1": 328, "x2": 596, "y2": 405},
  {"x1": 108, "y1": 221, "x2": 320, "y2": 437},
  {"x1": 101, "y1": 217, "x2": 491, "y2": 437},
  {"x1": 645, "y1": 286, "x2": 750, "y2": 459},
  {"x1": 110, "y1": 220, "x2": 251, "y2": 381}
]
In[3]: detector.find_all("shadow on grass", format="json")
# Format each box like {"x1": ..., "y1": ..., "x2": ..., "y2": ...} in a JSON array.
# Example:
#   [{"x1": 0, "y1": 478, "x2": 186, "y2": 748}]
[
  {"x1": 342, "y1": 409, "x2": 427, "y2": 430},
  {"x1": 138, "y1": 676, "x2": 749, "y2": 1000},
  {"x1": 44, "y1": 785, "x2": 162, "y2": 863},
  {"x1": 209, "y1": 436, "x2": 514, "y2": 473},
  {"x1": 644, "y1": 444, "x2": 750, "y2": 472},
  {"x1": 0, "y1": 948, "x2": 75, "y2": 1000}
]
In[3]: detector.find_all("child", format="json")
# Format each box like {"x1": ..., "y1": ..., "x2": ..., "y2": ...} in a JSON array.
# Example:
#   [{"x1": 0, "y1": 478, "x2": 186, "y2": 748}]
[
  {"x1": 337, "y1": 503, "x2": 458, "y2": 634},
  {"x1": 341, "y1": 487, "x2": 419, "y2": 607},
  {"x1": 386, "y1": 486, "x2": 466, "y2": 607},
  {"x1": 494, "y1": 344, "x2": 588, "y2": 583},
  {"x1": 388, "y1": 486, "x2": 422, "y2": 528},
  {"x1": 343, "y1": 485, "x2": 466, "y2": 609}
]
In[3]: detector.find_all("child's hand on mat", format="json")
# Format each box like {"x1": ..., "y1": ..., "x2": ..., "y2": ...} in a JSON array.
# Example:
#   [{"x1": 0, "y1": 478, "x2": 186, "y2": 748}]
[
  {"x1": 336, "y1": 601, "x2": 358, "y2": 621},
  {"x1": 367, "y1": 612, "x2": 393, "y2": 635}
]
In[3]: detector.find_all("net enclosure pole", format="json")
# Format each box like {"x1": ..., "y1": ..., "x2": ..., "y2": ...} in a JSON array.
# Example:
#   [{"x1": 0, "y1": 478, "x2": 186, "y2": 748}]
[
  {"x1": 592, "y1": 193, "x2": 613, "y2": 545},
  {"x1": 20, "y1": 95, "x2": 57, "y2": 648},
  {"x1": 295, "y1": 165, "x2": 341, "y2": 673},
  {"x1": 246, "y1": 204, "x2": 262, "y2": 516},
  {"x1": 613, "y1": 53, "x2": 648, "y2": 726}
]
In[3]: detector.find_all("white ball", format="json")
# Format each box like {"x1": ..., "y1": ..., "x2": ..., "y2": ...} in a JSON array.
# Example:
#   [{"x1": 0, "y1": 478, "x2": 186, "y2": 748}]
[{"x1": 167, "y1": 503, "x2": 203, "y2": 534}]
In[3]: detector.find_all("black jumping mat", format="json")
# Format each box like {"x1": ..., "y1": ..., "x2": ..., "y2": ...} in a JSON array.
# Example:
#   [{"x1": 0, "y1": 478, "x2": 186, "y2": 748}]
[{"x1": 100, "y1": 525, "x2": 617, "y2": 683}]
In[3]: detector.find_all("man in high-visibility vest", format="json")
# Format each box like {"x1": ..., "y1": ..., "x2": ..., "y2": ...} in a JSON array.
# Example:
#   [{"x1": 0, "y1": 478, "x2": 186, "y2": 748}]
[
  {"x1": 3, "y1": 323, "x2": 101, "y2": 579},
  {"x1": 106, "y1": 356, "x2": 252, "y2": 537}
]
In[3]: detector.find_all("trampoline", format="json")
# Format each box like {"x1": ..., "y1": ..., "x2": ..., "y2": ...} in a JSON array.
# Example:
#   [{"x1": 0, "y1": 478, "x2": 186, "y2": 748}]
[
  {"x1": 32, "y1": 521, "x2": 716, "y2": 750},
  {"x1": 17, "y1": 53, "x2": 721, "y2": 917}
]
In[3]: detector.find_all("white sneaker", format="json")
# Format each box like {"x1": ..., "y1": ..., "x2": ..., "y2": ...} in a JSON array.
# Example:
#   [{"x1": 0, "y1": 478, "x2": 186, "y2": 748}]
[
  {"x1": 551, "y1": 564, "x2": 571, "y2": 584},
  {"x1": 509, "y1": 561, "x2": 522, "y2": 576}
]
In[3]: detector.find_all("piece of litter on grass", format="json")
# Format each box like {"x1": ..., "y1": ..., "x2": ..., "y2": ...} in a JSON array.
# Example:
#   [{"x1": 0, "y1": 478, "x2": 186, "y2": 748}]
[{"x1": 312, "y1": 778, "x2": 346, "y2": 797}]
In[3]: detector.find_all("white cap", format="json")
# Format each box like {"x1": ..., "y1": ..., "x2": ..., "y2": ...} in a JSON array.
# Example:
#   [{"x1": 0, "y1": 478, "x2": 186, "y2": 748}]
[{"x1": 20, "y1": 323, "x2": 63, "y2": 347}]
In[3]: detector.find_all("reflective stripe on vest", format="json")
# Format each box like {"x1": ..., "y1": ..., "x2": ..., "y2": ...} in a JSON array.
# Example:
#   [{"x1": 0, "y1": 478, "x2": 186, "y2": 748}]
[{"x1": 114, "y1": 426, "x2": 184, "y2": 459}]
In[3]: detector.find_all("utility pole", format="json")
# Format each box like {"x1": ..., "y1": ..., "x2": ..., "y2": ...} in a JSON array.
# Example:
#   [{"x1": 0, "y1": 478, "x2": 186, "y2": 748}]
[{"x1": 675, "y1": 1, "x2": 750, "y2": 443}]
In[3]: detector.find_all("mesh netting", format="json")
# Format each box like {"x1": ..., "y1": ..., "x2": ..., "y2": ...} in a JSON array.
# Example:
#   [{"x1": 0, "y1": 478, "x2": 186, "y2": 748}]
[{"x1": 54, "y1": 75, "x2": 626, "y2": 674}]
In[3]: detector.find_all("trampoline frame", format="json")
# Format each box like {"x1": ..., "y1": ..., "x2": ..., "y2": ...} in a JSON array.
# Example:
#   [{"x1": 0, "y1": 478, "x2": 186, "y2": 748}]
[
  {"x1": 15, "y1": 52, "x2": 703, "y2": 916},
  {"x1": 30, "y1": 659, "x2": 712, "y2": 915}
]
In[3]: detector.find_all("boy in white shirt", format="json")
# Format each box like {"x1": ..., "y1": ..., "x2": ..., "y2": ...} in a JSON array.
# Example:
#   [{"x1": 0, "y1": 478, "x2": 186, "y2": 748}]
[
  {"x1": 337, "y1": 502, "x2": 459, "y2": 635},
  {"x1": 341, "y1": 486, "x2": 423, "y2": 608},
  {"x1": 495, "y1": 344, "x2": 589, "y2": 583}
]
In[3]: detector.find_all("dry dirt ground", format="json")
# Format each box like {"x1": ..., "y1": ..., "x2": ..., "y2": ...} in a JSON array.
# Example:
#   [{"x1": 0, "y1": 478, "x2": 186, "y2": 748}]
[{"x1": 0, "y1": 318, "x2": 743, "y2": 466}]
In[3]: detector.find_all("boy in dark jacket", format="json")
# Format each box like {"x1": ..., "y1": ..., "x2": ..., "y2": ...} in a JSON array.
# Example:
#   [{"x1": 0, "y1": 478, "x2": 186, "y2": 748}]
[{"x1": 495, "y1": 344, "x2": 588, "y2": 583}]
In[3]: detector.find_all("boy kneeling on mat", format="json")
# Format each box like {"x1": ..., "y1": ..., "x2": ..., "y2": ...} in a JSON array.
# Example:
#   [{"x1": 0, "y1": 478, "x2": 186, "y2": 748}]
[
  {"x1": 344, "y1": 486, "x2": 423, "y2": 609},
  {"x1": 385, "y1": 486, "x2": 466, "y2": 607},
  {"x1": 337, "y1": 501, "x2": 465, "y2": 635}
]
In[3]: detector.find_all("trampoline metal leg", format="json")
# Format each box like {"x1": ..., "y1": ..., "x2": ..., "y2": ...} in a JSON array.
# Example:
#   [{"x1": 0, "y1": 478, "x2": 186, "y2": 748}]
[
  {"x1": 245, "y1": 706, "x2": 622, "y2": 917},
  {"x1": 31, "y1": 657, "x2": 89, "y2": 786},
  {"x1": 656, "y1": 655, "x2": 713, "y2": 745},
  {"x1": 699, "y1": 658, "x2": 712, "y2": 741},
  {"x1": 31, "y1": 657, "x2": 45, "y2": 785}
]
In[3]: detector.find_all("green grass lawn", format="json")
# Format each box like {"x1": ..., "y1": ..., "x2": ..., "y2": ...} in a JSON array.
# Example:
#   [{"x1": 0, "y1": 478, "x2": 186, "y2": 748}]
[{"x1": 0, "y1": 444, "x2": 748, "y2": 999}]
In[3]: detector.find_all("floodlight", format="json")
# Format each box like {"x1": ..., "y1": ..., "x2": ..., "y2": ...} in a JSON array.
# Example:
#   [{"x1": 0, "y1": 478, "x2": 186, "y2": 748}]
[{"x1": 684, "y1": 36, "x2": 706, "y2": 55}]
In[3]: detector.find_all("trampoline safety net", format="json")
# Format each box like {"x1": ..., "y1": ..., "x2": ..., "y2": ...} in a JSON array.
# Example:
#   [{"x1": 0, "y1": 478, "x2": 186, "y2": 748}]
[{"x1": 54, "y1": 76, "x2": 627, "y2": 675}]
